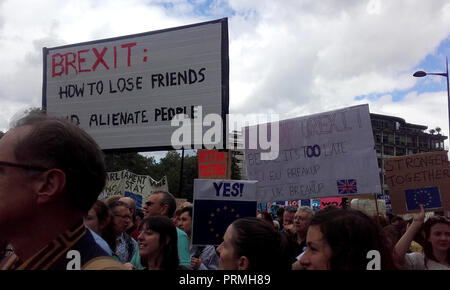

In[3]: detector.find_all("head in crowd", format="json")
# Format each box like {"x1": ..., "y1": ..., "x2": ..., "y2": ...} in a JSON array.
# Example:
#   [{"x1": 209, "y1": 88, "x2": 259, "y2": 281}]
[
  {"x1": 138, "y1": 216, "x2": 179, "y2": 270},
  {"x1": 391, "y1": 215, "x2": 405, "y2": 227},
  {"x1": 172, "y1": 208, "x2": 183, "y2": 227},
  {"x1": 119, "y1": 197, "x2": 137, "y2": 231},
  {"x1": 293, "y1": 206, "x2": 314, "y2": 237},
  {"x1": 143, "y1": 191, "x2": 177, "y2": 219},
  {"x1": 109, "y1": 201, "x2": 132, "y2": 237},
  {"x1": 257, "y1": 211, "x2": 274, "y2": 226},
  {"x1": 1, "y1": 113, "x2": 106, "y2": 216},
  {"x1": 300, "y1": 207, "x2": 396, "y2": 270},
  {"x1": 277, "y1": 207, "x2": 285, "y2": 222},
  {"x1": 84, "y1": 200, "x2": 111, "y2": 235},
  {"x1": 0, "y1": 113, "x2": 106, "y2": 260},
  {"x1": 217, "y1": 217, "x2": 292, "y2": 270},
  {"x1": 106, "y1": 195, "x2": 122, "y2": 206},
  {"x1": 119, "y1": 197, "x2": 136, "y2": 217},
  {"x1": 181, "y1": 201, "x2": 192, "y2": 208},
  {"x1": 135, "y1": 208, "x2": 144, "y2": 227},
  {"x1": 283, "y1": 206, "x2": 297, "y2": 227},
  {"x1": 373, "y1": 215, "x2": 389, "y2": 228},
  {"x1": 273, "y1": 220, "x2": 280, "y2": 231},
  {"x1": 422, "y1": 215, "x2": 450, "y2": 266},
  {"x1": 178, "y1": 206, "x2": 193, "y2": 237}
]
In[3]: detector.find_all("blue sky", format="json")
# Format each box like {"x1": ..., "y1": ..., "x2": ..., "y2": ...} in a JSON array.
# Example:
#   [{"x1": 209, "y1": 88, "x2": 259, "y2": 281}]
[
  {"x1": 359, "y1": 36, "x2": 450, "y2": 103},
  {"x1": 1, "y1": 0, "x2": 450, "y2": 157}
]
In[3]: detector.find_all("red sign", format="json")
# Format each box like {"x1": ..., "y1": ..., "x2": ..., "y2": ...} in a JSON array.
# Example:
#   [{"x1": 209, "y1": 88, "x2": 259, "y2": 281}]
[
  {"x1": 198, "y1": 149, "x2": 231, "y2": 179},
  {"x1": 320, "y1": 197, "x2": 343, "y2": 209}
]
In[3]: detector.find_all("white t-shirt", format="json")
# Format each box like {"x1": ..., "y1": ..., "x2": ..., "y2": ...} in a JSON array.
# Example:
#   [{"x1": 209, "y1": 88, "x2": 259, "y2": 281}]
[{"x1": 404, "y1": 252, "x2": 449, "y2": 270}]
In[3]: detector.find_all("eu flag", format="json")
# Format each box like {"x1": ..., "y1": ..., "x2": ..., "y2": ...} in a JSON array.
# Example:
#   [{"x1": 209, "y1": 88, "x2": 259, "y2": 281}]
[
  {"x1": 192, "y1": 199, "x2": 257, "y2": 246},
  {"x1": 404, "y1": 187, "x2": 442, "y2": 211}
]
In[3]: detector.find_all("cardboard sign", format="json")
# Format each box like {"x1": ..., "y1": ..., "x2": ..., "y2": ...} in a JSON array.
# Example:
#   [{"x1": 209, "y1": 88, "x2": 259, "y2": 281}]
[
  {"x1": 198, "y1": 149, "x2": 231, "y2": 179},
  {"x1": 192, "y1": 179, "x2": 258, "y2": 246},
  {"x1": 43, "y1": 18, "x2": 229, "y2": 151},
  {"x1": 384, "y1": 151, "x2": 450, "y2": 214},
  {"x1": 99, "y1": 169, "x2": 168, "y2": 208},
  {"x1": 245, "y1": 104, "x2": 381, "y2": 202}
]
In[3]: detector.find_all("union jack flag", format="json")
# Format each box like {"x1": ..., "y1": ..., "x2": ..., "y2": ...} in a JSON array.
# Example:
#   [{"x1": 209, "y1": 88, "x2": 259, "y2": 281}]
[{"x1": 336, "y1": 179, "x2": 357, "y2": 194}]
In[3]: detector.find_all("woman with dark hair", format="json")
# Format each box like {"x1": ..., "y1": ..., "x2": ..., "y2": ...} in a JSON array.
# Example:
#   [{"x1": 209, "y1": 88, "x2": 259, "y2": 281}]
[
  {"x1": 137, "y1": 216, "x2": 179, "y2": 270},
  {"x1": 216, "y1": 217, "x2": 294, "y2": 270},
  {"x1": 298, "y1": 207, "x2": 396, "y2": 270},
  {"x1": 395, "y1": 205, "x2": 450, "y2": 270},
  {"x1": 84, "y1": 200, "x2": 113, "y2": 255},
  {"x1": 84, "y1": 200, "x2": 111, "y2": 235},
  {"x1": 257, "y1": 211, "x2": 274, "y2": 226}
]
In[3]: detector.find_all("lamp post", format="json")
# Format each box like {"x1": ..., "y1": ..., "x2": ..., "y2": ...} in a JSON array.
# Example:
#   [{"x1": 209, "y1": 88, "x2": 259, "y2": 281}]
[{"x1": 413, "y1": 57, "x2": 450, "y2": 143}]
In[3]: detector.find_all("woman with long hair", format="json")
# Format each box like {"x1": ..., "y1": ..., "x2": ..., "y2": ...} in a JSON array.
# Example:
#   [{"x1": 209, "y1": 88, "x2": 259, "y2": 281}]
[
  {"x1": 137, "y1": 216, "x2": 179, "y2": 270},
  {"x1": 216, "y1": 217, "x2": 294, "y2": 270},
  {"x1": 395, "y1": 205, "x2": 450, "y2": 270},
  {"x1": 299, "y1": 206, "x2": 396, "y2": 270},
  {"x1": 83, "y1": 200, "x2": 114, "y2": 255}
]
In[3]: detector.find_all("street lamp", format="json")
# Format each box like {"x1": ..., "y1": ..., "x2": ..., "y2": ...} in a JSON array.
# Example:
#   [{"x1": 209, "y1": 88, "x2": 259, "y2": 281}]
[{"x1": 413, "y1": 57, "x2": 450, "y2": 146}]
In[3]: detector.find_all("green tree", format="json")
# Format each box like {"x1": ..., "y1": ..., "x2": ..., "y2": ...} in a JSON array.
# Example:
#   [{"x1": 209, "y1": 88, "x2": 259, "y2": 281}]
[
  {"x1": 180, "y1": 154, "x2": 198, "y2": 201},
  {"x1": 104, "y1": 152, "x2": 157, "y2": 175}
]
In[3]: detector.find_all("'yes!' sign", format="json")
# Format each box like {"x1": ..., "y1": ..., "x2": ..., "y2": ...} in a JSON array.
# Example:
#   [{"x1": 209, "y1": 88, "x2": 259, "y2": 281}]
[{"x1": 192, "y1": 179, "x2": 258, "y2": 246}]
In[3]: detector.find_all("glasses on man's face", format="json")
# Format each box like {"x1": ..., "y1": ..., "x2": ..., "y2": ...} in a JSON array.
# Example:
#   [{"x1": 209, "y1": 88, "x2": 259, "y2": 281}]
[{"x1": 0, "y1": 160, "x2": 50, "y2": 172}]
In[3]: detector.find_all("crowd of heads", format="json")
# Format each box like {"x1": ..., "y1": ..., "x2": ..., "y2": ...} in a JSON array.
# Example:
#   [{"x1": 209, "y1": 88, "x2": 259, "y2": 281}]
[{"x1": 0, "y1": 112, "x2": 449, "y2": 271}]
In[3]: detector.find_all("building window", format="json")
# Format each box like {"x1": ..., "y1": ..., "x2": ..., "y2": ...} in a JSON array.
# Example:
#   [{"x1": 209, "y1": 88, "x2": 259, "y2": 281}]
[
  {"x1": 406, "y1": 136, "x2": 413, "y2": 147},
  {"x1": 383, "y1": 133, "x2": 394, "y2": 144},
  {"x1": 375, "y1": 133, "x2": 382, "y2": 144},
  {"x1": 375, "y1": 145, "x2": 381, "y2": 154},
  {"x1": 396, "y1": 147, "x2": 406, "y2": 156},
  {"x1": 384, "y1": 146, "x2": 394, "y2": 156}
]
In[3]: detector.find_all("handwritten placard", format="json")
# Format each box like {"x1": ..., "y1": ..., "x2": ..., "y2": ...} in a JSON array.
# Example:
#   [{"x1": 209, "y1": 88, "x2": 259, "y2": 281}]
[
  {"x1": 245, "y1": 104, "x2": 381, "y2": 202},
  {"x1": 384, "y1": 151, "x2": 450, "y2": 214},
  {"x1": 320, "y1": 197, "x2": 344, "y2": 209},
  {"x1": 198, "y1": 149, "x2": 231, "y2": 179},
  {"x1": 99, "y1": 169, "x2": 168, "y2": 208},
  {"x1": 43, "y1": 18, "x2": 229, "y2": 151}
]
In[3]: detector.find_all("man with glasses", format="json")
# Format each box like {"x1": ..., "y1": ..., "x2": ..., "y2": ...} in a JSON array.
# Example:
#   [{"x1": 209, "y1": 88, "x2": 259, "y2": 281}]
[
  {"x1": 0, "y1": 113, "x2": 125, "y2": 270},
  {"x1": 108, "y1": 201, "x2": 137, "y2": 263}
]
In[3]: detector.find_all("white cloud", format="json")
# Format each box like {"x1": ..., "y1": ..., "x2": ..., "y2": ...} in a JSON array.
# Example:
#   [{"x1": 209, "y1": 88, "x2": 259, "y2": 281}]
[
  {"x1": 0, "y1": 0, "x2": 449, "y2": 143},
  {"x1": 369, "y1": 90, "x2": 450, "y2": 149},
  {"x1": 227, "y1": 0, "x2": 450, "y2": 119}
]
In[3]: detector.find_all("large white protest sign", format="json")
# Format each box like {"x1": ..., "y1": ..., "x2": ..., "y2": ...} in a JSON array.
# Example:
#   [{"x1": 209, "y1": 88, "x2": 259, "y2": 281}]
[
  {"x1": 192, "y1": 179, "x2": 258, "y2": 245},
  {"x1": 245, "y1": 104, "x2": 381, "y2": 202},
  {"x1": 99, "y1": 170, "x2": 168, "y2": 208},
  {"x1": 43, "y1": 18, "x2": 229, "y2": 151}
]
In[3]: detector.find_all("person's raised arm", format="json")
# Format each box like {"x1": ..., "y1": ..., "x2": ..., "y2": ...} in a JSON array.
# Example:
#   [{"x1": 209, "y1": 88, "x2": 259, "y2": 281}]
[{"x1": 394, "y1": 204, "x2": 425, "y2": 264}]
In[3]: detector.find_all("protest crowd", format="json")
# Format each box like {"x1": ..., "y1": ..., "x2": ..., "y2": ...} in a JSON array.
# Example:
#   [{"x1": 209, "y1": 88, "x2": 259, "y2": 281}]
[{"x1": 0, "y1": 113, "x2": 448, "y2": 271}]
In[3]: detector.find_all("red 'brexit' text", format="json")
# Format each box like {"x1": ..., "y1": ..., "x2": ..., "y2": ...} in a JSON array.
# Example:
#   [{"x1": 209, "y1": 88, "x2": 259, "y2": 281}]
[{"x1": 51, "y1": 42, "x2": 137, "y2": 77}]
